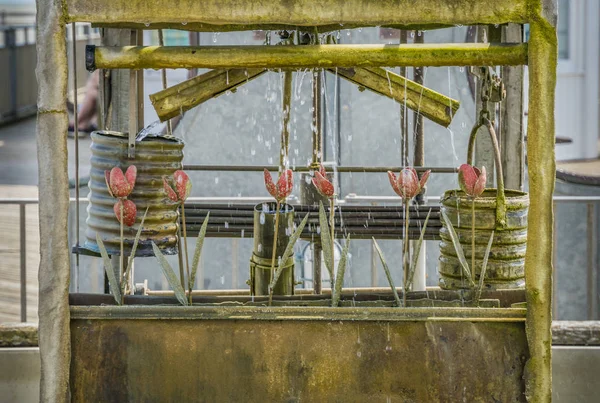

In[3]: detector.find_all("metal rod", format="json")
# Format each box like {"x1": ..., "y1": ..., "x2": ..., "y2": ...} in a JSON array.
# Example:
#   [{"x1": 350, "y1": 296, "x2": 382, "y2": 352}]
[
  {"x1": 71, "y1": 23, "x2": 81, "y2": 292},
  {"x1": 399, "y1": 30, "x2": 409, "y2": 166},
  {"x1": 19, "y1": 204, "x2": 26, "y2": 322},
  {"x1": 587, "y1": 203, "x2": 597, "y2": 319},
  {"x1": 88, "y1": 43, "x2": 528, "y2": 70},
  {"x1": 311, "y1": 68, "x2": 322, "y2": 167},
  {"x1": 182, "y1": 164, "x2": 457, "y2": 173},
  {"x1": 281, "y1": 70, "x2": 292, "y2": 168},
  {"x1": 157, "y1": 29, "x2": 172, "y2": 135},
  {"x1": 313, "y1": 242, "x2": 322, "y2": 294}
]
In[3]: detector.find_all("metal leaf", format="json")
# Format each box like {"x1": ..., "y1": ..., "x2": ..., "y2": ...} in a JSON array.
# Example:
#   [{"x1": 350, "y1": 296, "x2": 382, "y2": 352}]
[
  {"x1": 96, "y1": 233, "x2": 122, "y2": 305},
  {"x1": 270, "y1": 213, "x2": 310, "y2": 291},
  {"x1": 152, "y1": 241, "x2": 189, "y2": 306},
  {"x1": 122, "y1": 207, "x2": 149, "y2": 297},
  {"x1": 318, "y1": 201, "x2": 334, "y2": 284},
  {"x1": 331, "y1": 235, "x2": 351, "y2": 307},
  {"x1": 406, "y1": 209, "x2": 432, "y2": 291},
  {"x1": 372, "y1": 238, "x2": 401, "y2": 307},
  {"x1": 476, "y1": 231, "x2": 495, "y2": 305},
  {"x1": 440, "y1": 209, "x2": 474, "y2": 286},
  {"x1": 189, "y1": 212, "x2": 210, "y2": 291}
]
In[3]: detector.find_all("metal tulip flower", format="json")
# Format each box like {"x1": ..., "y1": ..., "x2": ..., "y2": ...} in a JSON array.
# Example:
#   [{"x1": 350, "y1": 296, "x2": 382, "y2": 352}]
[
  {"x1": 387, "y1": 167, "x2": 431, "y2": 305},
  {"x1": 312, "y1": 164, "x2": 337, "y2": 288},
  {"x1": 263, "y1": 168, "x2": 294, "y2": 301},
  {"x1": 164, "y1": 170, "x2": 195, "y2": 302},
  {"x1": 103, "y1": 165, "x2": 140, "y2": 304},
  {"x1": 387, "y1": 167, "x2": 430, "y2": 200},
  {"x1": 264, "y1": 168, "x2": 293, "y2": 202},
  {"x1": 458, "y1": 163, "x2": 488, "y2": 275}
]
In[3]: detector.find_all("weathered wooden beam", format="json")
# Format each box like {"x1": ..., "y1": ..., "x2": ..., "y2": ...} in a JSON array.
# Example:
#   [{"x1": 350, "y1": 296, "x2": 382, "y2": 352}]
[
  {"x1": 36, "y1": 0, "x2": 71, "y2": 401},
  {"x1": 333, "y1": 67, "x2": 459, "y2": 127},
  {"x1": 88, "y1": 43, "x2": 528, "y2": 70},
  {"x1": 66, "y1": 0, "x2": 528, "y2": 26},
  {"x1": 149, "y1": 68, "x2": 266, "y2": 121},
  {"x1": 524, "y1": 1, "x2": 557, "y2": 401}
]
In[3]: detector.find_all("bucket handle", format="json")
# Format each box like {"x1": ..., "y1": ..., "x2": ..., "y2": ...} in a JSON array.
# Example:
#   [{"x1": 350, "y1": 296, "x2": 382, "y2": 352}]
[{"x1": 466, "y1": 119, "x2": 507, "y2": 228}]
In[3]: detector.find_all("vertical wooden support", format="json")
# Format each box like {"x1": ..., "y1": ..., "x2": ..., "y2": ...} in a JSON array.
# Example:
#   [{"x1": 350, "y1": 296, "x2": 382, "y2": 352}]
[
  {"x1": 501, "y1": 24, "x2": 525, "y2": 191},
  {"x1": 36, "y1": 0, "x2": 70, "y2": 401},
  {"x1": 524, "y1": 2, "x2": 557, "y2": 400}
]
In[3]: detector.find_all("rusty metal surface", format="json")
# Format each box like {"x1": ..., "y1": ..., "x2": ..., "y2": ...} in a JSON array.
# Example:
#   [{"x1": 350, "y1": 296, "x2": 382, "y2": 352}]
[
  {"x1": 70, "y1": 307, "x2": 528, "y2": 402},
  {"x1": 439, "y1": 188, "x2": 529, "y2": 289},
  {"x1": 250, "y1": 202, "x2": 295, "y2": 295},
  {"x1": 83, "y1": 131, "x2": 184, "y2": 256}
]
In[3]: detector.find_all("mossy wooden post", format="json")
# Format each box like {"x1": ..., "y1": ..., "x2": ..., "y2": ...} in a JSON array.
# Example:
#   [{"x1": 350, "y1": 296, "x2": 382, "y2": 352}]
[
  {"x1": 36, "y1": 0, "x2": 71, "y2": 401},
  {"x1": 524, "y1": 1, "x2": 557, "y2": 401}
]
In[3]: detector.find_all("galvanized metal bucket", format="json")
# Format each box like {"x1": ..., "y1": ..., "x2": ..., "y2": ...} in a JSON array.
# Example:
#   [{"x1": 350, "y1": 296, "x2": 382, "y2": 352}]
[
  {"x1": 249, "y1": 202, "x2": 295, "y2": 296},
  {"x1": 439, "y1": 121, "x2": 529, "y2": 289},
  {"x1": 83, "y1": 131, "x2": 184, "y2": 256}
]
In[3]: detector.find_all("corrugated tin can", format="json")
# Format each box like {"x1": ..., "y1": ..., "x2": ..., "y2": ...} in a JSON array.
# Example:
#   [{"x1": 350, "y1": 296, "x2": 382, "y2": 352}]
[
  {"x1": 249, "y1": 202, "x2": 295, "y2": 296},
  {"x1": 438, "y1": 188, "x2": 529, "y2": 289},
  {"x1": 83, "y1": 131, "x2": 184, "y2": 256}
]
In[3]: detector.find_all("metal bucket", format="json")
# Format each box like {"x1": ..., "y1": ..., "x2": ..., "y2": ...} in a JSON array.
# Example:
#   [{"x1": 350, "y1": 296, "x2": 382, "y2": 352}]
[
  {"x1": 83, "y1": 131, "x2": 184, "y2": 256},
  {"x1": 439, "y1": 188, "x2": 529, "y2": 289},
  {"x1": 249, "y1": 202, "x2": 295, "y2": 296}
]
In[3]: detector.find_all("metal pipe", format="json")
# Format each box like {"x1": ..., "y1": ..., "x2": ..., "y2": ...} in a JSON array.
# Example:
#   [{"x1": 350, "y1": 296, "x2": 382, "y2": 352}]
[
  {"x1": 20, "y1": 204, "x2": 26, "y2": 322},
  {"x1": 182, "y1": 164, "x2": 457, "y2": 173},
  {"x1": 87, "y1": 43, "x2": 528, "y2": 70}
]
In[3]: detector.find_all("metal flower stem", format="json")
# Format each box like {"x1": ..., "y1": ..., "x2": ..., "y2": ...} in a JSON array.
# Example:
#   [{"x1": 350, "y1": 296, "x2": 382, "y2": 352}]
[
  {"x1": 329, "y1": 197, "x2": 335, "y2": 287},
  {"x1": 181, "y1": 203, "x2": 192, "y2": 304},
  {"x1": 268, "y1": 200, "x2": 282, "y2": 305},
  {"x1": 120, "y1": 202, "x2": 124, "y2": 296},
  {"x1": 176, "y1": 218, "x2": 185, "y2": 289},
  {"x1": 471, "y1": 198, "x2": 476, "y2": 283},
  {"x1": 402, "y1": 199, "x2": 410, "y2": 307}
]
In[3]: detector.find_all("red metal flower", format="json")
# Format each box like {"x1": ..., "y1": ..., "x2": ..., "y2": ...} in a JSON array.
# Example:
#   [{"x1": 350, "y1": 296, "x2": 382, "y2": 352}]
[
  {"x1": 113, "y1": 199, "x2": 137, "y2": 227},
  {"x1": 264, "y1": 168, "x2": 293, "y2": 202},
  {"x1": 105, "y1": 166, "x2": 137, "y2": 198},
  {"x1": 387, "y1": 168, "x2": 430, "y2": 200},
  {"x1": 312, "y1": 164, "x2": 334, "y2": 198},
  {"x1": 458, "y1": 164, "x2": 487, "y2": 198},
  {"x1": 164, "y1": 170, "x2": 192, "y2": 202}
]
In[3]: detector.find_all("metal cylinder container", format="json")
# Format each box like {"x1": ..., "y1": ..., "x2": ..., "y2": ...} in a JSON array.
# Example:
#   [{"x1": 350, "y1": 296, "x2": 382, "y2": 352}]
[
  {"x1": 439, "y1": 188, "x2": 529, "y2": 290},
  {"x1": 83, "y1": 131, "x2": 184, "y2": 256},
  {"x1": 250, "y1": 202, "x2": 295, "y2": 296}
]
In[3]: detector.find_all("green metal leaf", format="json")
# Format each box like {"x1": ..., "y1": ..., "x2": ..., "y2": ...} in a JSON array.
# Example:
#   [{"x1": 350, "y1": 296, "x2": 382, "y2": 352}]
[
  {"x1": 122, "y1": 207, "x2": 149, "y2": 297},
  {"x1": 440, "y1": 210, "x2": 474, "y2": 286},
  {"x1": 476, "y1": 231, "x2": 495, "y2": 305},
  {"x1": 331, "y1": 235, "x2": 351, "y2": 307},
  {"x1": 152, "y1": 241, "x2": 189, "y2": 306},
  {"x1": 372, "y1": 238, "x2": 401, "y2": 307},
  {"x1": 318, "y1": 201, "x2": 334, "y2": 284},
  {"x1": 96, "y1": 233, "x2": 121, "y2": 305},
  {"x1": 189, "y1": 212, "x2": 210, "y2": 292},
  {"x1": 270, "y1": 213, "x2": 310, "y2": 291},
  {"x1": 406, "y1": 209, "x2": 432, "y2": 291}
]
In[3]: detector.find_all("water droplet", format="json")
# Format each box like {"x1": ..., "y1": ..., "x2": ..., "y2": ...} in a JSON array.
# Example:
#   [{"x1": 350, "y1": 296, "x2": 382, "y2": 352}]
[
  {"x1": 258, "y1": 243, "x2": 263, "y2": 252},
  {"x1": 241, "y1": 229, "x2": 245, "y2": 238},
  {"x1": 220, "y1": 276, "x2": 225, "y2": 284},
  {"x1": 144, "y1": 22, "x2": 150, "y2": 27},
  {"x1": 224, "y1": 222, "x2": 229, "y2": 229},
  {"x1": 385, "y1": 345, "x2": 392, "y2": 352},
  {"x1": 214, "y1": 177, "x2": 219, "y2": 184},
  {"x1": 259, "y1": 213, "x2": 266, "y2": 225},
  {"x1": 251, "y1": 148, "x2": 256, "y2": 156},
  {"x1": 347, "y1": 135, "x2": 352, "y2": 141},
  {"x1": 356, "y1": 351, "x2": 362, "y2": 358},
  {"x1": 181, "y1": 21, "x2": 187, "y2": 26}
]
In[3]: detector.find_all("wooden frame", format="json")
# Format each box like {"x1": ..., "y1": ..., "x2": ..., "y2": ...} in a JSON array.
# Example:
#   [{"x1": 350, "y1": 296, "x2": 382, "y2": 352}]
[{"x1": 36, "y1": 0, "x2": 557, "y2": 401}]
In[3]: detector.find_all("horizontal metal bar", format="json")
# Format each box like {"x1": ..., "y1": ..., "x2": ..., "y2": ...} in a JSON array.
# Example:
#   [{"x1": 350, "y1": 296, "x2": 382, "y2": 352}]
[
  {"x1": 88, "y1": 43, "x2": 528, "y2": 70},
  {"x1": 66, "y1": 0, "x2": 528, "y2": 27},
  {"x1": 3, "y1": 195, "x2": 600, "y2": 206},
  {"x1": 182, "y1": 165, "x2": 457, "y2": 173}
]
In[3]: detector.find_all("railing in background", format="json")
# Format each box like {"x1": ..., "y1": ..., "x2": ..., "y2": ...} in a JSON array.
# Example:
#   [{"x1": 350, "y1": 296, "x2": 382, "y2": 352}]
[
  {"x1": 0, "y1": 18, "x2": 100, "y2": 125},
  {"x1": 1, "y1": 195, "x2": 599, "y2": 322}
]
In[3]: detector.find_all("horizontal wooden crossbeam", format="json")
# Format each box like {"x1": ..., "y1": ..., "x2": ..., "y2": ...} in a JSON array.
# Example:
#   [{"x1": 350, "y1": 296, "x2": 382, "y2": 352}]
[{"x1": 87, "y1": 43, "x2": 528, "y2": 70}]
